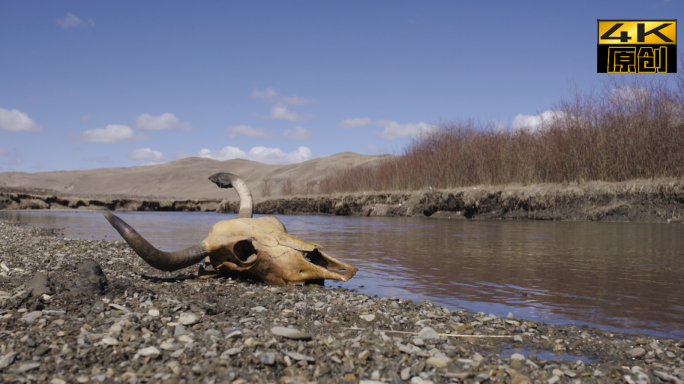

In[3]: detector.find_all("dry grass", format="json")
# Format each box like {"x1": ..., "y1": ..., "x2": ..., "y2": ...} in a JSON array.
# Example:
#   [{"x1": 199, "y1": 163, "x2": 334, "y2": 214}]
[
  {"x1": 321, "y1": 75, "x2": 684, "y2": 194},
  {"x1": 260, "y1": 179, "x2": 275, "y2": 198}
]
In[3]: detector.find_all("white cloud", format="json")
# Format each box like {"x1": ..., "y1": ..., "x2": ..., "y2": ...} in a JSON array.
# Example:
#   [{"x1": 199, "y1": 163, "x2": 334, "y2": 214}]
[
  {"x1": 340, "y1": 117, "x2": 371, "y2": 129},
  {"x1": 269, "y1": 106, "x2": 300, "y2": 121},
  {"x1": 374, "y1": 120, "x2": 435, "y2": 139},
  {"x1": 0, "y1": 108, "x2": 42, "y2": 132},
  {"x1": 252, "y1": 88, "x2": 316, "y2": 121},
  {"x1": 225, "y1": 125, "x2": 274, "y2": 139},
  {"x1": 251, "y1": 88, "x2": 279, "y2": 102},
  {"x1": 71, "y1": 124, "x2": 148, "y2": 143},
  {"x1": 284, "y1": 126, "x2": 312, "y2": 140},
  {"x1": 135, "y1": 113, "x2": 194, "y2": 131},
  {"x1": 126, "y1": 148, "x2": 166, "y2": 165},
  {"x1": 251, "y1": 88, "x2": 317, "y2": 106},
  {"x1": 0, "y1": 148, "x2": 8, "y2": 156},
  {"x1": 57, "y1": 13, "x2": 94, "y2": 29},
  {"x1": 186, "y1": 145, "x2": 312, "y2": 165},
  {"x1": 511, "y1": 110, "x2": 565, "y2": 133}
]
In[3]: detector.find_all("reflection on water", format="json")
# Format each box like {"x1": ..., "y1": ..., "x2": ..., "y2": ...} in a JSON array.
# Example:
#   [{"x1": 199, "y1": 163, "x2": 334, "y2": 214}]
[{"x1": 2, "y1": 210, "x2": 683, "y2": 339}]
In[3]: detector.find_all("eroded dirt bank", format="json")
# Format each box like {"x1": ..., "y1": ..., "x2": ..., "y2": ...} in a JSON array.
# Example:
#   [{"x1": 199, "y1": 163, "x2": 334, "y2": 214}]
[
  {"x1": 223, "y1": 179, "x2": 684, "y2": 223},
  {"x1": 4, "y1": 179, "x2": 684, "y2": 223},
  {"x1": 0, "y1": 192, "x2": 222, "y2": 213}
]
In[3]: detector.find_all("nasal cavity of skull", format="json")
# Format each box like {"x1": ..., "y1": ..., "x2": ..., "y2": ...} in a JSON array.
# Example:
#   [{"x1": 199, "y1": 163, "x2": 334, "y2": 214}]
[
  {"x1": 303, "y1": 249, "x2": 344, "y2": 271},
  {"x1": 233, "y1": 240, "x2": 256, "y2": 262}
]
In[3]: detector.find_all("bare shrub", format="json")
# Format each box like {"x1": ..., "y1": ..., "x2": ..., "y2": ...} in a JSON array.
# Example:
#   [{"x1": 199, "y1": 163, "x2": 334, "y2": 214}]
[
  {"x1": 260, "y1": 179, "x2": 275, "y2": 197},
  {"x1": 19, "y1": 199, "x2": 49, "y2": 210},
  {"x1": 280, "y1": 179, "x2": 296, "y2": 196},
  {"x1": 320, "y1": 74, "x2": 684, "y2": 194},
  {"x1": 300, "y1": 180, "x2": 319, "y2": 195}
]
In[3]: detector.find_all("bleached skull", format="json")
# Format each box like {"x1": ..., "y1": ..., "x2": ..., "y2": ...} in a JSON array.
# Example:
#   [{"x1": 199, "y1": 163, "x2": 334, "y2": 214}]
[{"x1": 104, "y1": 173, "x2": 357, "y2": 285}]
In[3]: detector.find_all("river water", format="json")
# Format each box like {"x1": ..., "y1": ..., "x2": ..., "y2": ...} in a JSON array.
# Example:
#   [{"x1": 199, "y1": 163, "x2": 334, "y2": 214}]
[{"x1": 1, "y1": 211, "x2": 683, "y2": 339}]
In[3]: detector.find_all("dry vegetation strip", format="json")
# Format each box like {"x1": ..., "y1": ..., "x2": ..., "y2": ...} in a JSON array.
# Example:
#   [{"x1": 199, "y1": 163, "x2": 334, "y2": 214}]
[{"x1": 320, "y1": 75, "x2": 684, "y2": 194}]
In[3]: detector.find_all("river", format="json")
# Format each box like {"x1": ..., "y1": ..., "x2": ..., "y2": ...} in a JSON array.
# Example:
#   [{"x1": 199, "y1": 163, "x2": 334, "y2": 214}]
[{"x1": 1, "y1": 210, "x2": 682, "y2": 339}]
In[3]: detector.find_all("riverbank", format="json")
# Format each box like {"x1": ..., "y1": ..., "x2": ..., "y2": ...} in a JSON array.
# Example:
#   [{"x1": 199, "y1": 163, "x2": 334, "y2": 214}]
[
  {"x1": 0, "y1": 219, "x2": 683, "y2": 383},
  {"x1": 5, "y1": 179, "x2": 684, "y2": 223}
]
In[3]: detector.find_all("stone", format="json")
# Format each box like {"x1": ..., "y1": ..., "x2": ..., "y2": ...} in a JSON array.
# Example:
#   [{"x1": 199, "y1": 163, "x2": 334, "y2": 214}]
[
  {"x1": 174, "y1": 324, "x2": 188, "y2": 336},
  {"x1": 101, "y1": 337, "x2": 119, "y2": 346},
  {"x1": 138, "y1": 346, "x2": 161, "y2": 357},
  {"x1": 426, "y1": 356, "x2": 448, "y2": 368},
  {"x1": 179, "y1": 313, "x2": 200, "y2": 325},
  {"x1": 285, "y1": 351, "x2": 315, "y2": 362},
  {"x1": 16, "y1": 362, "x2": 41, "y2": 373},
  {"x1": 177, "y1": 335, "x2": 194, "y2": 343},
  {"x1": 148, "y1": 308, "x2": 160, "y2": 317},
  {"x1": 226, "y1": 329, "x2": 243, "y2": 339},
  {"x1": 270, "y1": 326, "x2": 312, "y2": 340},
  {"x1": 77, "y1": 260, "x2": 108, "y2": 294},
  {"x1": 417, "y1": 327, "x2": 439, "y2": 339},
  {"x1": 358, "y1": 350, "x2": 370, "y2": 360},
  {"x1": 626, "y1": 347, "x2": 646, "y2": 358},
  {"x1": 251, "y1": 306, "x2": 267, "y2": 313},
  {"x1": 0, "y1": 352, "x2": 17, "y2": 371},
  {"x1": 390, "y1": 301, "x2": 400, "y2": 309},
  {"x1": 204, "y1": 329, "x2": 221, "y2": 337},
  {"x1": 220, "y1": 346, "x2": 244, "y2": 358},
  {"x1": 27, "y1": 271, "x2": 50, "y2": 297},
  {"x1": 360, "y1": 314, "x2": 375, "y2": 321},
  {"x1": 400, "y1": 367, "x2": 411, "y2": 381},
  {"x1": 260, "y1": 351, "x2": 275, "y2": 365}
]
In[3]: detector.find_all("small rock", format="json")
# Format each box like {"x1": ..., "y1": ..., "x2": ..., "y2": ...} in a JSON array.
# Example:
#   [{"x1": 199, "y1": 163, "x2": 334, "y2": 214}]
[
  {"x1": 27, "y1": 271, "x2": 50, "y2": 297},
  {"x1": 400, "y1": 367, "x2": 411, "y2": 381},
  {"x1": 626, "y1": 347, "x2": 646, "y2": 358},
  {"x1": 285, "y1": 350, "x2": 315, "y2": 362},
  {"x1": 511, "y1": 353, "x2": 526, "y2": 361},
  {"x1": 226, "y1": 329, "x2": 243, "y2": 339},
  {"x1": 358, "y1": 350, "x2": 370, "y2": 360},
  {"x1": 177, "y1": 335, "x2": 194, "y2": 343},
  {"x1": 0, "y1": 352, "x2": 17, "y2": 371},
  {"x1": 174, "y1": 324, "x2": 188, "y2": 336},
  {"x1": 148, "y1": 308, "x2": 160, "y2": 317},
  {"x1": 507, "y1": 312, "x2": 514, "y2": 319},
  {"x1": 360, "y1": 314, "x2": 375, "y2": 321},
  {"x1": 260, "y1": 351, "x2": 275, "y2": 365},
  {"x1": 205, "y1": 329, "x2": 221, "y2": 338},
  {"x1": 417, "y1": 327, "x2": 439, "y2": 339},
  {"x1": 271, "y1": 326, "x2": 312, "y2": 340},
  {"x1": 513, "y1": 335, "x2": 523, "y2": 342},
  {"x1": 220, "y1": 346, "x2": 244, "y2": 358},
  {"x1": 138, "y1": 346, "x2": 160, "y2": 357},
  {"x1": 101, "y1": 337, "x2": 119, "y2": 346},
  {"x1": 251, "y1": 306, "x2": 267, "y2": 313},
  {"x1": 16, "y1": 362, "x2": 41, "y2": 373},
  {"x1": 179, "y1": 313, "x2": 200, "y2": 325},
  {"x1": 426, "y1": 356, "x2": 448, "y2": 368}
]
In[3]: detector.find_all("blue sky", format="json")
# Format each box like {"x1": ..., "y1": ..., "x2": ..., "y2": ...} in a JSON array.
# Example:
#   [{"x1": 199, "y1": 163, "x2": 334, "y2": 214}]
[{"x1": 0, "y1": 1, "x2": 680, "y2": 172}]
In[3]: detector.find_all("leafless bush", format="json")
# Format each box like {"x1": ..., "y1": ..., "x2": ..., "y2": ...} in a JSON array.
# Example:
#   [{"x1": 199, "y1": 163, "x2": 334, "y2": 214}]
[
  {"x1": 260, "y1": 179, "x2": 275, "y2": 197},
  {"x1": 18, "y1": 199, "x2": 49, "y2": 210},
  {"x1": 321, "y1": 74, "x2": 684, "y2": 194},
  {"x1": 280, "y1": 179, "x2": 296, "y2": 196}
]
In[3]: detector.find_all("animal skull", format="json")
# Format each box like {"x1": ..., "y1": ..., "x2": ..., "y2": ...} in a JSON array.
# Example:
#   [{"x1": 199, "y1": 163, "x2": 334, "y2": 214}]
[{"x1": 103, "y1": 173, "x2": 358, "y2": 285}]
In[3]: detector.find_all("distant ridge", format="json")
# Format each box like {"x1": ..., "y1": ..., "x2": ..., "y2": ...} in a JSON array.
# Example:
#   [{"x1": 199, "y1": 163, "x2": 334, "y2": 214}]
[{"x1": 0, "y1": 153, "x2": 389, "y2": 199}]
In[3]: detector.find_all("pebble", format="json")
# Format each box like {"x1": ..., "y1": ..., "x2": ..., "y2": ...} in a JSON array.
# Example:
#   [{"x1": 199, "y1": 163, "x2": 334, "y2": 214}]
[
  {"x1": 178, "y1": 312, "x2": 200, "y2": 325},
  {"x1": 626, "y1": 347, "x2": 646, "y2": 358},
  {"x1": 270, "y1": 326, "x2": 312, "y2": 340},
  {"x1": 138, "y1": 346, "x2": 161, "y2": 357},
  {"x1": 417, "y1": 326, "x2": 439, "y2": 339},
  {"x1": 0, "y1": 219, "x2": 682, "y2": 384}
]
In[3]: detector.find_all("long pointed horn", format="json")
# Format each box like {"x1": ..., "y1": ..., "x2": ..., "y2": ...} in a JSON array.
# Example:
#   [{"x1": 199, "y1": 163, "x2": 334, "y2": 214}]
[
  {"x1": 208, "y1": 172, "x2": 253, "y2": 219},
  {"x1": 103, "y1": 212, "x2": 208, "y2": 271}
]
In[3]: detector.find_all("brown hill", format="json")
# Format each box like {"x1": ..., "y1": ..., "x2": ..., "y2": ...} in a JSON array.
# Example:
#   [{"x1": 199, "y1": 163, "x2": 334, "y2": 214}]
[{"x1": 0, "y1": 152, "x2": 389, "y2": 199}]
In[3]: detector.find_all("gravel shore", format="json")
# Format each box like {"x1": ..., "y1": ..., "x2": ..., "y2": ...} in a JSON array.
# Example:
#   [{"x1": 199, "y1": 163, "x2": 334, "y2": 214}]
[{"x1": 0, "y1": 219, "x2": 683, "y2": 384}]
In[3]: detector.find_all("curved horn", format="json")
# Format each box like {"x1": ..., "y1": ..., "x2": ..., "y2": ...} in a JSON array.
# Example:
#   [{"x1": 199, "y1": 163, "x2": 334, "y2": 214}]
[
  {"x1": 208, "y1": 172, "x2": 253, "y2": 219},
  {"x1": 103, "y1": 212, "x2": 209, "y2": 271}
]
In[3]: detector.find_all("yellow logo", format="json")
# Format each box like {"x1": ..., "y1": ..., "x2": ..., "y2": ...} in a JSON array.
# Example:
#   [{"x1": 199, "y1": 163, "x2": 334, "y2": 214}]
[{"x1": 597, "y1": 20, "x2": 676, "y2": 73}]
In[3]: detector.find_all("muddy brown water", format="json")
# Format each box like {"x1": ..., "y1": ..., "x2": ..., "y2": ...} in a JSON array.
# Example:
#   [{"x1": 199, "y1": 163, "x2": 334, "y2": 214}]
[{"x1": 2, "y1": 211, "x2": 683, "y2": 339}]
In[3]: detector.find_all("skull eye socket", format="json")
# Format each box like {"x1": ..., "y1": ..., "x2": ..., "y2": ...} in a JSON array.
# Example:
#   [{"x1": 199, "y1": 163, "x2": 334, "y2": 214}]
[{"x1": 233, "y1": 240, "x2": 256, "y2": 262}]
